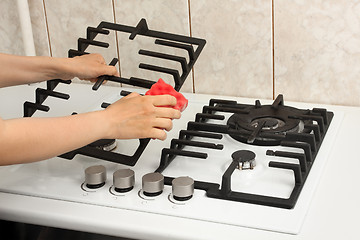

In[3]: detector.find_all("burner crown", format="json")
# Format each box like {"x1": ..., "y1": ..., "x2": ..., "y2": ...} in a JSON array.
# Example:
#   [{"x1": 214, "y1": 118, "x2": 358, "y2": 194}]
[{"x1": 231, "y1": 150, "x2": 256, "y2": 170}]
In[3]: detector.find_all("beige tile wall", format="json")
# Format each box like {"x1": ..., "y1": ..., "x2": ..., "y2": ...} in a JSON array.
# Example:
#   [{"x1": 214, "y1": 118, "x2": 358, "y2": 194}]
[
  {"x1": 1, "y1": 0, "x2": 359, "y2": 106},
  {"x1": 0, "y1": 0, "x2": 24, "y2": 55},
  {"x1": 0, "y1": 0, "x2": 49, "y2": 56},
  {"x1": 44, "y1": 0, "x2": 118, "y2": 85},
  {"x1": 274, "y1": 0, "x2": 360, "y2": 106},
  {"x1": 191, "y1": 0, "x2": 273, "y2": 99}
]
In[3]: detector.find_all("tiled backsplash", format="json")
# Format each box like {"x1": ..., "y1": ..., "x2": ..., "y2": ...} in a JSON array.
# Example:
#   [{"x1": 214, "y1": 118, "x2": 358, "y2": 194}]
[
  {"x1": 1, "y1": 0, "x2": 359, "y2": 106},
  {"x1": 274, "y1": 0, "x2": 360, "y2": 106},
  {"x1": 191, "y1": 0, "x2": 272, "y2": 99}
]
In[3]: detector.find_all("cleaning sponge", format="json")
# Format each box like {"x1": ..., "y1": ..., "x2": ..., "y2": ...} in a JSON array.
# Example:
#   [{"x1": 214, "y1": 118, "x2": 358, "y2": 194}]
[{"x1": 145, "y1": 78, "x2": 188, "y2": 112}]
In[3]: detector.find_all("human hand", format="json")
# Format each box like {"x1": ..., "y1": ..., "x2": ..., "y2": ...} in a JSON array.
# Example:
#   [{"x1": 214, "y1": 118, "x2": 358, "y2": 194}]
[
  {"x1": 101, "y1": 92, "x2": 181, "y2": 141},
  {"x1": 60, "y1": 53, "x2": 119, "y2": 82}
]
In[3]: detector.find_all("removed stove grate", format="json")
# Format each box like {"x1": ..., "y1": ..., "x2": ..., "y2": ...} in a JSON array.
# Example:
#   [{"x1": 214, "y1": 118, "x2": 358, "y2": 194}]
[{"x1": 23, "y1": 18, "x2": 206, "y2": 166}]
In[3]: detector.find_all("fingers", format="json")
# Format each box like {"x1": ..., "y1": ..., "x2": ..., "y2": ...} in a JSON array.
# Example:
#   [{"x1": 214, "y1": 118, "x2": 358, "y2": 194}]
[
  {"x1": 92, "y1": 54, "x2": 119, "y2": 77},
  {"x1": 148, "y1": 118, "x2": 174, "y2": 141},
  {"x1": 148, "y1": 113, "x2": 179, "y2": 141},
  {"x1": 152, "y1": 118, "x2": 173, "y2": 131},
  {"x1": 155, "y1": 107, "x2": 181, "y2": 119},
  {"x1": 121, "y1": 93, "x2": 180, "y2": 119},
  {"x1": 122, "y1": 93, "x2": 176, "y2": 107},
  {"x1": 149, "y1": 128, "x2": 167, "y2": 141},
  {"x1": 101, "y1": 65, "x2": 120, "y2": 77},
  {"x1": 105, "y1": 92, "x2": 182, "y2": 141},
  {"x1": 87, "y1": 65, "x2": 119, "y2": 84},
  {"x1": 149, "y1": 94, "x2": 177, "y2": 107}
]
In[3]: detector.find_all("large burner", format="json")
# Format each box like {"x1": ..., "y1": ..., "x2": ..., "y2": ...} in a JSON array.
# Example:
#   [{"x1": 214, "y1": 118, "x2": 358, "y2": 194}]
[{"x1": 227, "y1": 96, "x2": 310, "y2": 146}]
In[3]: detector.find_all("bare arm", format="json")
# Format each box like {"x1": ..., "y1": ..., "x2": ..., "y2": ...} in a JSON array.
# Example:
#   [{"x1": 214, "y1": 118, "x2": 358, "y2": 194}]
[
  {"x1": 0, "y1": 53, "x2": 119, "y2": 87},
  {"x1": 0, "y1": 53, "x2": 180, "y2": 165},
  {"x1": 0, "y1": 93, "x2": 181, "y2": 166}
]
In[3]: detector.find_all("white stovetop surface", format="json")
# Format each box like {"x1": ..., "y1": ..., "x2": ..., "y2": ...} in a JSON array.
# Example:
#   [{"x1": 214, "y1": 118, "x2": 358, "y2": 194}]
[{"x1": 0, "y1": 83, "x2": 359, "y2": 240}]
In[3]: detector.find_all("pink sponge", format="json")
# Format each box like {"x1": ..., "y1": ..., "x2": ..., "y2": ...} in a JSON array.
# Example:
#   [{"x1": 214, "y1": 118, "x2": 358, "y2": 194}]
[{"x1": 145, "y1": 78, "x2": 188, "y2": 112}]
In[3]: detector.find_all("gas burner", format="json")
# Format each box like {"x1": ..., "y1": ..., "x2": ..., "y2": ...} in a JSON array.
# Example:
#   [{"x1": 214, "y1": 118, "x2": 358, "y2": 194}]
[
  {"x1": 232, "y1": 150, "x2": 256, "y2": 170},
  {"x1": 88, "y1": 139, "x2": 117, "y2": 151},
  {"x1": 227, "y1": 98, "x2": 311, "y2": 146}
]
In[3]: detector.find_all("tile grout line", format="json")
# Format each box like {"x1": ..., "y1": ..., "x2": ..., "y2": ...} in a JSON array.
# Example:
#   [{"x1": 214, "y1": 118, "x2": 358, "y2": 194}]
[
  {"x1": 42, "y1": 0, "x2": 52, "y2": 57},
  {"x1": 111, "y1": 0, "x2": 122, "y2": 87},
  {"x1": 272, "y1": 0, "x2": 275, "y2": 100},
  {"x1": 188, "y1": 0, "x2": 196, "y2": 93}
]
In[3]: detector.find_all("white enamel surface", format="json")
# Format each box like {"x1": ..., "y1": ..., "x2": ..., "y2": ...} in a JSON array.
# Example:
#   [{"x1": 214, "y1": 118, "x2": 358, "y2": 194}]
[{"x1": 1, "y1": 83, "x2": 359, "y2": 240}]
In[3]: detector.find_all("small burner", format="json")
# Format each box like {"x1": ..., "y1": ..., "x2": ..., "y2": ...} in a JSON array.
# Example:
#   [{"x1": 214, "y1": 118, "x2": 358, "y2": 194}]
[
  {"x1": 88, "y1": 139, "x2": 117, "y2": 151},
  {"x1": 231, "y1": 150, "x2": 256, "y2": 170}
]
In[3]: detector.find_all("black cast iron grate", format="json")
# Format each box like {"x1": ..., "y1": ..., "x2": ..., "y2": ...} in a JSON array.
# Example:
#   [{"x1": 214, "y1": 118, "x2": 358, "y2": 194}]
[
  {"x1": 22, "y1": 18, "x2": 206, "y2": 166},
  {"x1": 155, "y1": 95, "x2": 334, "y2": 209}
]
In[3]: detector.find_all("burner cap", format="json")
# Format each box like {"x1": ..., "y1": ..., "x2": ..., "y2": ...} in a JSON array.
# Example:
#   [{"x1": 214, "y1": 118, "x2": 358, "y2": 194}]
[
  {"x1": 251, "y1": 117, "x2": 280, "y2": 130},
  {"x1": 231, "y1": 150, "x2": 256, "y2": 170},
  {"x1": 232, "y1": 150, "x2": 256, "y2": 162},
  {"x1": 88, "y1": 139, "x2": 117, "y2": 151}
]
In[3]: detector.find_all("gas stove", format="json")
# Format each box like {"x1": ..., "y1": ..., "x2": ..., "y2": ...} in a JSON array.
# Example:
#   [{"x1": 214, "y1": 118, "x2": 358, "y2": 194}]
[
  {"x1": 0, "y1": 19, "x2": 347, "y2": 238},
  {"x1": 0, "y1": 83, "x2": 343, "y2": 235}
]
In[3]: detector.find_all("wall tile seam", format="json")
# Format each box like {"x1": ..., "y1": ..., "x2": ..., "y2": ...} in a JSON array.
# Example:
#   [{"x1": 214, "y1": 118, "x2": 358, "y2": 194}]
[
  {"x1": 111, "y1": 0, "x2": 122, "y2": 87},
  {"x1": 187, "y1": 0, "x2": 195, "y2": 94},
  {"x1": 272, "y1": 0, "x2": 275, "y2": 100},
  {"x1": 41, "y1": 0, "x2": 52, "y2": 57}
]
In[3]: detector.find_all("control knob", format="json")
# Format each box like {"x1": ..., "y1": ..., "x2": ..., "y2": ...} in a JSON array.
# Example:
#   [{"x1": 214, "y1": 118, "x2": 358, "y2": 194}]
[
  {"x1": 142, "y1": 172, "x2": 164, "y2": 197},
  {"x1": 172, "y1": 176, "x2": 194, "y2": 201},
  {"x1": 84, "y1": 165, "x2": 106, "y2": 189},
  {"x1": 113, "y1": 169, "x2": 135, "y2": 193}
]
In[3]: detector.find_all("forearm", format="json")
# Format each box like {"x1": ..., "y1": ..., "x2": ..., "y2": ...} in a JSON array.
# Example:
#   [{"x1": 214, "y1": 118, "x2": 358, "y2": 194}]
[
  {"x1": 0, "y1": 111, "x2": 109, "y2": 165},
  {"x1": 0, "y1": 53, "x2": 71, "y2": 87},
  {"x1": 0, "y1": 53, "x2": 119, "y2": 88},
  {"x1": 0, "y1": 93, "x2": 181, "y2": 166}
]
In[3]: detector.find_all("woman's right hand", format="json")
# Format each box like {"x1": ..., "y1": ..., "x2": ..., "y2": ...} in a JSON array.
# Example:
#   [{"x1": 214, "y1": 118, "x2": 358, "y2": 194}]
[{"x1": 101, "y1": 92, "x2": 181, "y2": 141}]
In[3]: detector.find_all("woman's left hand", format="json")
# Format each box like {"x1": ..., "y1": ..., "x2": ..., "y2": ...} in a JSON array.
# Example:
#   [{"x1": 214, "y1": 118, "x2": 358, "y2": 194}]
[{"x1": 60, "y1": 53, "x2": 120, "y2": 82}]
